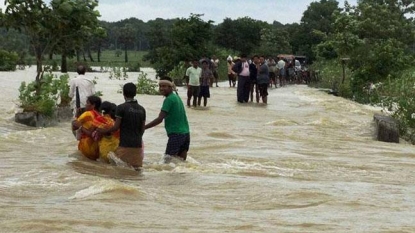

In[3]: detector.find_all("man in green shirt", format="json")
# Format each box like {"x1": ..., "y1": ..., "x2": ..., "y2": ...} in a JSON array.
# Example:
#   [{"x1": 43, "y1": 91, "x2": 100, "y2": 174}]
[{"x1": 145, "y1": 76, "x2": 190, "y2": 161}]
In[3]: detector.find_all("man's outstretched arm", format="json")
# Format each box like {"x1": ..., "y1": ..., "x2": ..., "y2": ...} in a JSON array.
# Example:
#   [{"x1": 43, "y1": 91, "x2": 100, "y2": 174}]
[{"x1": 145, "y1": 111, "x2": 167, "y2": 130}]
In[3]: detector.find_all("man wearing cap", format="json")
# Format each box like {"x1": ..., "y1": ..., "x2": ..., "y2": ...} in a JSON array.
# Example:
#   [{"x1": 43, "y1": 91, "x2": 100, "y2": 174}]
[{"x1": 145, "y1": 77, "x2": 190, "y2": 162}]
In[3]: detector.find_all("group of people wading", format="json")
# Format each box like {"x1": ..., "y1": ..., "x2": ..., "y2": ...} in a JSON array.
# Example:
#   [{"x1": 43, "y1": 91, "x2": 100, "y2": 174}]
[
  {"x1": 70, "y1": 65, "x2": 190, "y2": 171},
  {"x1": 183, "y1": 56, "x2": 220, "y2": 108},
  {"x1": 183, "y1": 54, "x2": 308, "y2": 106},
  {"x1": 69, "y1": 56, "x2": 308, "y2": 170},
  {"x1": 227, "y1": 54, "x2": 308, "y2": 104}
]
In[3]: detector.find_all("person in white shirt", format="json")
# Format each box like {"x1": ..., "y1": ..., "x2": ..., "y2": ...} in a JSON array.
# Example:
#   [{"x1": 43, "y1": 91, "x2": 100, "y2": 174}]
[
  {"x1": 185, "y1": 59, "x2": 202, "y2": 107},
  {"x1": 68, "y1": 65, "x2": 95, "y2": 117},
  {"x1": 277, "y1": 58, "x2": 286, "y2": 87}
]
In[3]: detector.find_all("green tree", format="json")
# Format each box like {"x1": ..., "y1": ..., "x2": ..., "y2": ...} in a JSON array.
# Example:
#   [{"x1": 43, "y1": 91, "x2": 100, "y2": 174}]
[
  {"x1": 328, "y1": 3, "x2": 363, "y2": 58},
  {"x1": 88, "y1": 24, "x2": 107, "y2": 63},
  {"x1": 145, "y1": 14, "x2": 213, "y2": 76},
  {"x1": 355, "y1": 0, "x2": 415, "y2": 45},
  {"x1": 255, "y1": 27, "x2": 292, "y2": 56},
  {"x1": 1, "y1": 0, "x2": 101, "y2": 74},
  {"x1": 291, "y1": 0, "x2": 340, "y2": 61},
  {"x1": 318, "y1": 0, "x2": 415, "y2": 102},
  {"x1": 49, "y1": 0, "x2": 102, "y2": 72},
  {"x1": 2, "y1": 0, "x2": 55, "y2": 75},
  {"x1": 143, "y1": 18, "x2": 175, "y2": 75},
  {"x1": 113, "y1": 17, "x2": 149, "y2": 51},
  {"x1": 213, "y1": 18, "x2": 240, "y2": 53},
  {"x1": 170, "y1": 14, "x2": 213, "y2": 61},
  {"x1": 214, "y1": 17, "x2": 266, "y2": 55},
  {"x1": 118, "y1": 23, "x2": 137, "y2": 63},
  {"x1": 0, "y1": 28, "x2": 29, "y2": 55},
  {"x1": 0, "y1": 49, "x2": 18, "y2": 71}
]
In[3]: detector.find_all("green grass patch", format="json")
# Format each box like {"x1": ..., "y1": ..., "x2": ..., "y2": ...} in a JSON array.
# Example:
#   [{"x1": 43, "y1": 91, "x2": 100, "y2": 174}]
[
  {"x1": 36, "y1": 50, "x2": 151, "y2": 69},
  {"x1": 87, "y1": 50, "x2": 151, "y2": 67}
]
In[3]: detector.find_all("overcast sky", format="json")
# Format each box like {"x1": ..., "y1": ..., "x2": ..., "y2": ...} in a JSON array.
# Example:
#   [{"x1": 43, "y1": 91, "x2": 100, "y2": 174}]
[{"x1": 96, "y1": 0, "x2": 359, "y2": 25}]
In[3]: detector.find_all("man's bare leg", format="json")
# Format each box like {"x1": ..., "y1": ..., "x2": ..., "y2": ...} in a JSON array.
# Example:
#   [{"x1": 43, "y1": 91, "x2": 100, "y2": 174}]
[{"x1": 178, "y1": 150, "x2": 187, "y2": 161}]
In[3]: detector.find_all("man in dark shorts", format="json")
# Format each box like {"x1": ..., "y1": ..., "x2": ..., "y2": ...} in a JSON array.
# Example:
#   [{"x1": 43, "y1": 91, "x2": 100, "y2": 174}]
[
  {"x1": 185, "y1": 59, "x2": 201, "y2": 107},
  {"x1": 198, "y1": 60, "x2": 213, "y2": 107},
  {"x1": 249, "y1": 55, "x2": 260, "y2": 103},
  {"x1": 145, "y1": 76, "x2": 190, "y2": 162},
  {"x1": 257, "y1": 56, "x2": 270, "y2": 104},
  {"x1": 268, "y1": 57, "x2": 277, "y2": 88},
  {"x1": 97, "y1": 82, "x2": 146, "y2": 171},
  {"x1": 211, "y1": 55, "x2": 219, "y2": 87}
]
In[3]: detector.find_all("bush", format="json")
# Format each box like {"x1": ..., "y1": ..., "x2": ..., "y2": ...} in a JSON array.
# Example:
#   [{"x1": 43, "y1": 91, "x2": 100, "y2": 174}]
[
  {"x1": 126, "y1": 61, "x2": 141, "y2": 72},
  {"x1": 369, "y1": 69, "x2": 415, "y2": 142},
  {"x1": 136, "y1": 72, "x2": 160, "y2": 95},
  {"x1": 309, "y1": 59, "x2": 352, "y2": 91},
  {"x1": 337, "y1": 79, "x2": 353, "y2": 99},
  {"x1": 0, "y1": 49, "x2": 18, "y2": 71},
  {"x1": 108, "y1": 66, "x2": 128, "y2": 80},
  {"x1": 349, "y1": 39, "x2": 412, "y2": 97},
  {"x1": 54, "y1": 74, "x2": 71, "y2": 106},
  {"x1": 115, "y1": 49, "x2": 122, "y2": 57},
  {"x1": 18, "y1": 71, "x2": 70, "y2": 117},
  {"x1": 69, "y1": 61, "x2": 93, "y2": 72},
  {"x1": 216, "y1": 57, "x2": 228, "y2": 81},
  {"x1": 168, "y1": 61, "x2": 187, "y2": 86}
]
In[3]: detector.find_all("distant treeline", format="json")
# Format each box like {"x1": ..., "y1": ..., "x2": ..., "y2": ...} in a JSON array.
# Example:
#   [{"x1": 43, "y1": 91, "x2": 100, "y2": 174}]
[
  {"x1": 4, "y1": 0, "x2": 415, "y2": 144},
  {"x1": 0, "y1": 4, "x2": 315, "y2": 67},
  {"x1": 0, "y1": 16, "x2": 297, "y2": 63},
  {"x1": 2, "y1": 0, "x2": 415, "y2": 85}
]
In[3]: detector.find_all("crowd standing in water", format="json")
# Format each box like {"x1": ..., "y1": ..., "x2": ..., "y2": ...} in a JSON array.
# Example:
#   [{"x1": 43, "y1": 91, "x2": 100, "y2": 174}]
[
  {"x1": 70, "y1": 55, "x2": 309, "y2": 170},
  {"x1": 229, "y1": 54, "x2": 309, "y2": 104},
  {"x1": 183, "y1": 53, "x2": 308, "y2": 105}
]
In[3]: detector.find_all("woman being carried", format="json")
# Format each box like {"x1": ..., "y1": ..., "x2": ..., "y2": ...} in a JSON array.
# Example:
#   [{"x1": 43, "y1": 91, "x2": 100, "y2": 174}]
[
  {"x1": 92, "y1": 101, "x2": 120, "y2": 163},
  {"x1": 72, "y1": 95, "x2": 101, "y2": 160}
]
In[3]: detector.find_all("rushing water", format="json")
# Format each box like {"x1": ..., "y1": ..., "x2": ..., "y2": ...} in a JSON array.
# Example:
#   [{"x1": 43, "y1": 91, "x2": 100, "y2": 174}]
[{"x1": 1, "y1": 67, "x2": 415, "y2": 232}]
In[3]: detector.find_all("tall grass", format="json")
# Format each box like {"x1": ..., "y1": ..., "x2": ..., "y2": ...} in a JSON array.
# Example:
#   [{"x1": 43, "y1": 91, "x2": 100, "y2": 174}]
[{"x1": 309, "y1": 59, "x2": 353, "y2": 98}]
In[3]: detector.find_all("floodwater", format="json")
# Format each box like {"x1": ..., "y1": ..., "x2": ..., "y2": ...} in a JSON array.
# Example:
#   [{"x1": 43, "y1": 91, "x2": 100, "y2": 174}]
[{"x1": 1, "y1": 67, "x2": 415, "y2": 233}]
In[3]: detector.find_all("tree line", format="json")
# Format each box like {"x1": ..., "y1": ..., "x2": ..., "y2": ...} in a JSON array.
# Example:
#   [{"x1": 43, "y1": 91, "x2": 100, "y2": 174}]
[
  {"x1": 2, "y1": 0, "x2": 415, "y2": 90},
  {"x1": 0, "y1": 0, "x2": 343, "y2": 73},
  {"x1": 3, "y1": 0, "x2": 415, "y2": 141}
]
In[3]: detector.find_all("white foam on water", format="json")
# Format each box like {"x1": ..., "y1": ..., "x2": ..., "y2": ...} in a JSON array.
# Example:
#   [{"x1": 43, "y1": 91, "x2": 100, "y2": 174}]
[
  {"x1": 205, "y1": 159, "x2": 297, "y2": 177},
  {"x1": 0, "y1": 177, "x2": 27, "y2": 188},
  {"x1": 108, "y1": 152, "x2": 131, "y2": 169},
  {"x1": 143, "y1": 154, "x2": 203, "y2": 173},
  {"x1": 69, "y1": 180, "x2": 140, "y2": 200}
]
